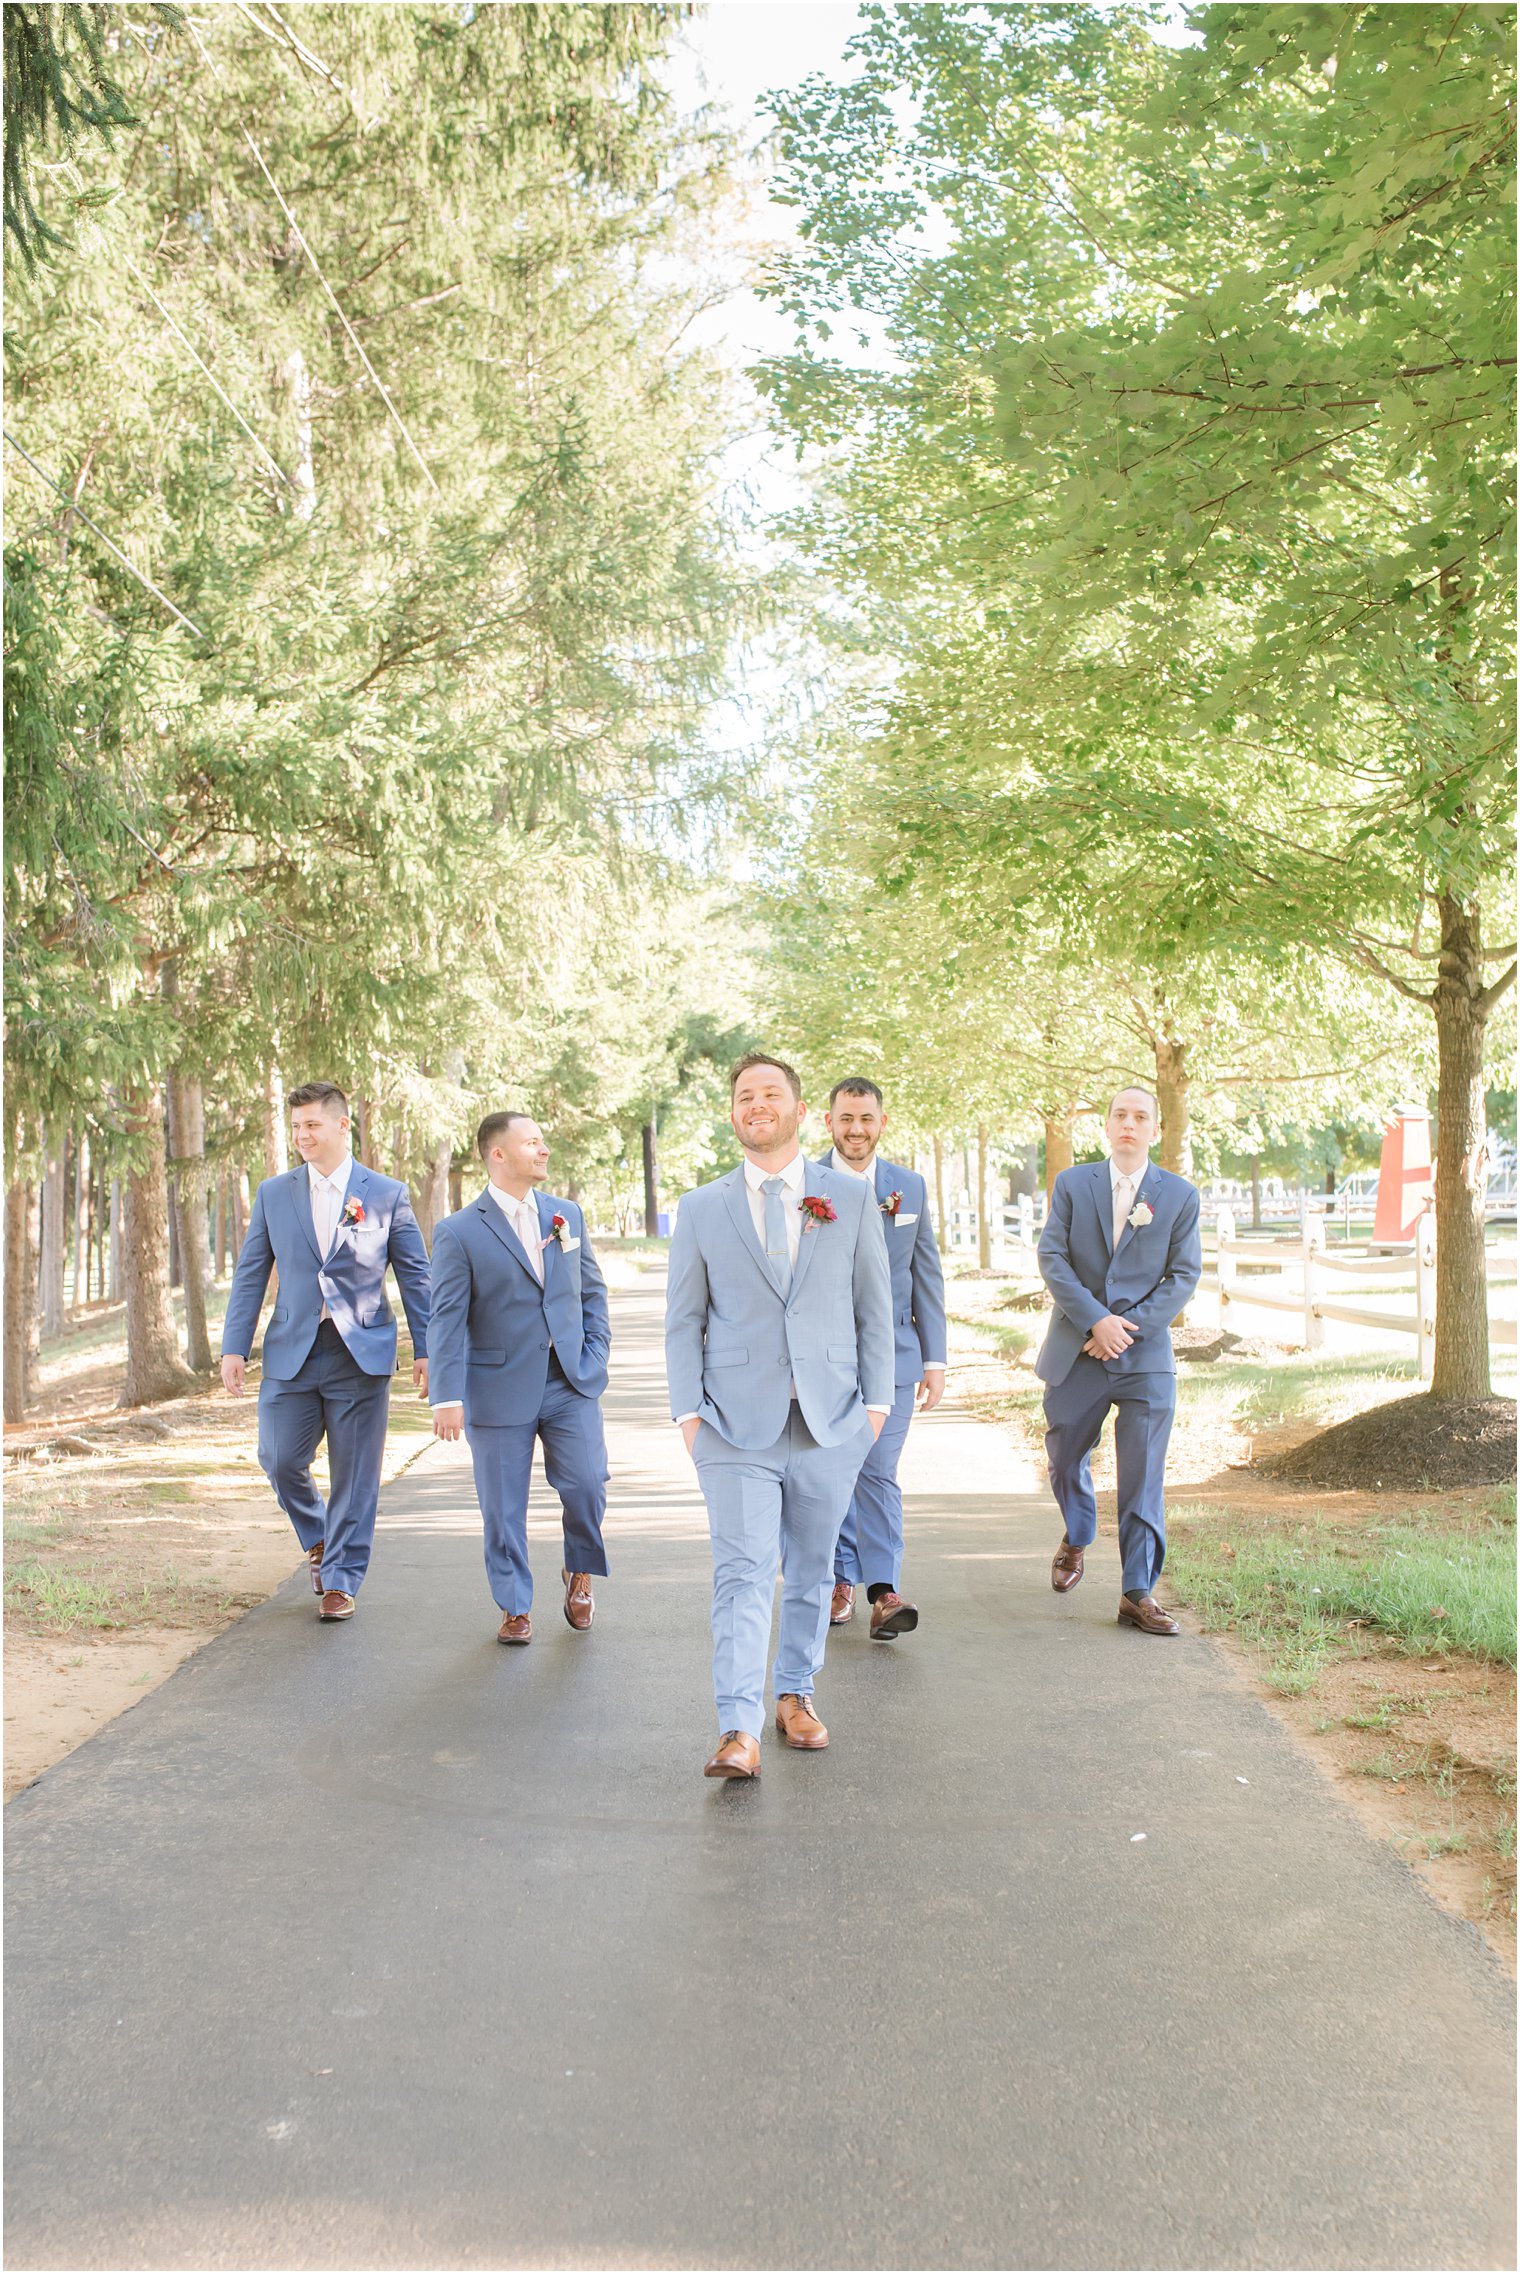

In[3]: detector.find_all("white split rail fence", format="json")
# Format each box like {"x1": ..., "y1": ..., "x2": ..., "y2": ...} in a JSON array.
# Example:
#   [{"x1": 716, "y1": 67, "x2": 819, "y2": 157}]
[{"x1": 1214, "y1": 1207, "x2": 1518, "y2": 1383}]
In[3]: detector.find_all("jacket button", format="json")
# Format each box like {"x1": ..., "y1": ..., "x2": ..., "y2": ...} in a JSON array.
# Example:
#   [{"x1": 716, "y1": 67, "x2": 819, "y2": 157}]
[{"x1": 540, "y1": 1341, "x2": 548, "y2": 1351}]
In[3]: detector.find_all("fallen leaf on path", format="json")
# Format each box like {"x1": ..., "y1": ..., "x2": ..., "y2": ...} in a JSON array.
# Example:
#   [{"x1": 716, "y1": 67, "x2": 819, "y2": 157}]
[{"x1": 1130, "y1": 1833, "x2": 1147, "y2": 1843}]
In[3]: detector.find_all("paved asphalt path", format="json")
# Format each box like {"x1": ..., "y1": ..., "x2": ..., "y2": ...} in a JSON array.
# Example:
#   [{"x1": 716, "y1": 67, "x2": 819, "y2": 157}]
[{"x1": 7, "y1": 1275, "x2": 1515, "y2": 2271}]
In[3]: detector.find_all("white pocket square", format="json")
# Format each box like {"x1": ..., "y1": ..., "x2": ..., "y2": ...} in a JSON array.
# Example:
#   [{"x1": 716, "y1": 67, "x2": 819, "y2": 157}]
[
  {"x1": 555, "y1": 1234, "x2": 581, "y2": 1252},
  {"x1": 895, "y1": 1212, "x2": 919, "y2": 1226}
]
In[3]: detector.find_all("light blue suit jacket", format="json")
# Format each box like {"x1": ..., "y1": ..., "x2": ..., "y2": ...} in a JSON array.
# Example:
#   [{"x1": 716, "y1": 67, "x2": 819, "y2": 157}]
[
  {"x1": 427, "y1": 1189, "x2": 609, "y2": 1426},
  {"x1": 1035, "y1": 1159, "x2": 1202, "y2": 1386},
  {"x1": 220, "y1": 1162, "x2": 431, "y2": 1381},
  {"x1": 818, "y1": 1153, "x2": 946, "y2": 1385},
  {"x1": 665, "y1": 1160, "x2": 894, "y2": 1449}
]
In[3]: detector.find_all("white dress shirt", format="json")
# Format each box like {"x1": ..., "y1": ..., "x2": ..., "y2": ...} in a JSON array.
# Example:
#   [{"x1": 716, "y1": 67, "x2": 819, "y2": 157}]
[
  {"x1": 308, "y1": 1152, "x2": 354, "y2": 1318},
  {"x1": 745, "y1": 1149, "x2": 806, "y2": 1270},
  {"x1": 675, "y1": 1151, "x2": 889, "y2": 1424},
  {"x1": 830, "y1": 1148, "x2": 944, "y2": 1374}
]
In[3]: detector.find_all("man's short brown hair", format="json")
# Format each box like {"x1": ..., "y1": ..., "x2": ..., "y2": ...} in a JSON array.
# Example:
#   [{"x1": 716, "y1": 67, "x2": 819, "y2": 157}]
[
  {"x1": 729, "y1": 1053, "x2": 803, "y2": 1099},
  {"x1": 476, "y1": 1110, "x2": 535, "y2": 1160},
  {"x1": 829, "y1": 1077, "x2": 883, "y2": 1110},
  {"x1": 287, "y1": 1081, "x2": 349, "y2": 1118},
  {"x1": 1109, "y1": 1086, "x2": 1160, "y2": 1120}
]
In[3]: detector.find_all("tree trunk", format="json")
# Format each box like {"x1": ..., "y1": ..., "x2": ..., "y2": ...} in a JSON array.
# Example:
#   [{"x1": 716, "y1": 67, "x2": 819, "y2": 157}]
[
  {"x1": 71, "y1": 1132, "x2": 89, "y2": 1312},
  {"x1": 232, "y1": 1170, "x2": 248, "y2": 1259},
  {"x1": 1154, "y1": 1038, "x2": 1192, "y2": 1176},
  {"x1": 38, "y1": 1126, "x2": 65, "y2": 1340},
  {"x1": 976, "y1": 1124, "x2": 992, "y2": 1269},
  {"x1": 642, "y1": 1117, "x2": 660, "y2": 1238},
  {"x1": 356, "y1": 1096, "x2": 382, "y2": 1170},
  {"x1": 932, "y1": 1136, "x2": 947, "y2": 1240},
  {"x1": 108, "y1": 1176, "x2": 122, "y2": 1301},
  {"x1": 1250, "y1": 1154, "x2": 1262, "y2": 1232},
  {"x1": 449, "y1": 1165, "x2": 464, "y2": 1215},
  {"x1": 5, "y1": 1175, "x2": 37, "y2": 1420},
  {"x1": 119, "y1": 1085, "x2": 196, "y2": 1405},
  {"x1": 95, "y1": 1153, "x2": 108, "y2": 1301},
  {"x1": 263, "y1": 1061, "x2": 287, "y2": 1180},
  {"x1": 214, "y1": 1170, "x2": 227, "y2": 1280},
  {"x1": 1042, "y1": 1113, "x2": 1074, "y2": 1199},
  {"x1": 167, "y1": 1070, "x2": 214, "y2": 1372},
  {"x1": 1429, "y1": 894, "x2": 1498, "y2": 1400}
]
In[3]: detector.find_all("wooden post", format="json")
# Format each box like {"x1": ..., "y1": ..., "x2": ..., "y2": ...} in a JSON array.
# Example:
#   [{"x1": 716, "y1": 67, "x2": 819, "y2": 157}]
[
  {"x1": 1304, "y1": 1215, "x2": 1326, "y2": 1350},
  {"x1": 1216, "y1": 1206, "x2": 1236, "y2": 1333},
  {"x1": 976, "y1": 1125, "x2": 992, "y2": 1269},
  {"x1": 1416, "y1": 1209, "x2": 1437, "y2": 1384},
  {"x1": 1017, "y1": 1194, "x2": 1034, "y2": 1250}
]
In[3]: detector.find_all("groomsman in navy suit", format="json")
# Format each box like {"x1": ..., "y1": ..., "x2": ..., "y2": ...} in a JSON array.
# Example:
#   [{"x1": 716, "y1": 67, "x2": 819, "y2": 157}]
[
  {"x1": 1036, "y1": 1087, "x2": 1202, "y2": 1634},
  {"x1": 817, "y1": 1078, "x2": 947, "y2": 1639},
  {"x1": 221, "y1": 1081, "x2": 432, "y2": 1621},
  {"x1": 428, "y1": 1112, "x2": 610, "y2": 1644}
]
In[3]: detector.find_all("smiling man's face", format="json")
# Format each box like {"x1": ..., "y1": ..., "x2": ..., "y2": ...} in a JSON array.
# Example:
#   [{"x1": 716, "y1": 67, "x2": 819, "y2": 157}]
[{"x1": 731, "y1": 1063, "x2": 806, "y2": 1162}]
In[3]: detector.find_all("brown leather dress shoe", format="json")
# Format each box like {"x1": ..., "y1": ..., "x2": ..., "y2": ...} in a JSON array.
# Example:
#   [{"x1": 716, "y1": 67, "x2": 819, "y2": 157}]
[
  {"x1": 1117, "y1": 1592, "x2": 1180, "y2": 1636},
  {"x1": 308, "y1": 1543, "x2": 325, "y2": 1596},
  {"x1": 704, "y1": 1731, "x2": 760, "y2": 1779},
  {"x1": 561, "y1": 1571, "x2": 594, "y2": 1631},
  {"x1": 319, "y1": 1590, "x2": 354, "y2": 1621},
  {"x1": 497, "y1": 1612, "x2": 532, "y2": 1645},
  {"x1": 829, "y1": 1582, "x2": 856, "y2": 1625},
  {"x1": 775, "y1": 1693, "x2": 829, "y2": 1749},
  {"x1": 1052, "y1": 1539, "x2": 1085, "y2": 1593},
  {"x1": 869, "y1": 1590, "x2": 919, "y2": 1638}
]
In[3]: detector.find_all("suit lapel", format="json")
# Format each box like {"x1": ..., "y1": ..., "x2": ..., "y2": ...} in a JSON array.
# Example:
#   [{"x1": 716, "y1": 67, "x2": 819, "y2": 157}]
[
  {"x1": 722, "y1": 1168, "x2": 784, "y2": 1300},
  {"x1": 476, "y1": 1191, "x2": 543, "y2": 1287},
  {"x1": 534, "y1": 1191, "x2": 557, "y2": 1287},
  {"x1": 787, "y1": 1159, "x2": 830, "y2": 1306},
  {"x1": 291, "y1": 1167, "x2": 323, "y2": 1263},
  {"x1": 1093, "y1": 1161, "x2": 1117, "y2": 1257}
]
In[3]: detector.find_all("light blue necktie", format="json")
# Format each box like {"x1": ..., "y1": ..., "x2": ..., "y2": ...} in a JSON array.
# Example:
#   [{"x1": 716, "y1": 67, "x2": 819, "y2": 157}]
[{"x1": 761, "y1": 1175, "x2": 791, "y2": 1293}]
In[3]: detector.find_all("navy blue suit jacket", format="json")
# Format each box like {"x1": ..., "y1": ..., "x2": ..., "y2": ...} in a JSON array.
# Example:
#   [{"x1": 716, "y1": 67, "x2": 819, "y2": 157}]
[
  {"x1": 817, "y1": 1153, "x2": 946, "y2": 1384},
  {"x1": 1035, "y1": 1160, "x2": 1201, "y2": 1386},
  {"x1": 221, "y1": 1161, "x2": 430, "y2": 1380},
  {"x1": 427, "y1": 1189, "x2": 609, "y2": 1425}
]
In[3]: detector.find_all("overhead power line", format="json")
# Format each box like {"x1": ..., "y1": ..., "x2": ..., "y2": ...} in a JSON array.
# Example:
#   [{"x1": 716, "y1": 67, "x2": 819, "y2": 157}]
[
  {"x1": 122, "y1": 252, "x2": 300, "y2": 494},
  {"x1": 4, "y1": 431, "x2": 207, "y2": 638},
  {"x1": 242, "y1": 130, "x2": 441, "y2": 496}
]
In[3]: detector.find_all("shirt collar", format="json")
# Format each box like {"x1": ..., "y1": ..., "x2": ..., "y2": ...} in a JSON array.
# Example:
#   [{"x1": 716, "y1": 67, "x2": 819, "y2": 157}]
[
  {"x1": 308, "y1": 1153, "x2": 354, "y2": 1195},
  {"x1": 744, "y1": 1151, "x2": 805, "y2": 1193},
  {"x1": 1109, "y1": 1154, "x2": 1149, "y2": 1193},
  {"x1": 829, "y1": 1148, "x2": 874, "y2": 1182},
  {"x1": 487, "y1": 1182, "x2": 537, "y2": 1219}
]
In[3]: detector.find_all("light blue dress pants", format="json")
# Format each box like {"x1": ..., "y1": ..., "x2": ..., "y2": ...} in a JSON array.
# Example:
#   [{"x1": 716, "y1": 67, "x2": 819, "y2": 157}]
[
  {"x1": 257, "y1": 1319, "x2": 391, "y2": 1596},
  {"x1": 1043, "y1": 1356, "x2": 1176, "y2": 1596},
  {"x1": 694, "y1": 1405, "x2": 874, "y2": 1739},
  {"x1": 833, "y1": 1377, "x2": 915, "y2": 1589}
]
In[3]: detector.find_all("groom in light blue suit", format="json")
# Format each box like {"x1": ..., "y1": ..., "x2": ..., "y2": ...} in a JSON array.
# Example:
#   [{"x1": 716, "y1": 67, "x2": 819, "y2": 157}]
[
  {"x1": 221, "y1": 1081, "x2": 431, "y2": 1620},
  {"x1": 667, "y1": 1054, "x2": 894, "y2": 1779},
  {"x1": 1036, "y1": 1087, "x2": 1201, "y2": 1635}
]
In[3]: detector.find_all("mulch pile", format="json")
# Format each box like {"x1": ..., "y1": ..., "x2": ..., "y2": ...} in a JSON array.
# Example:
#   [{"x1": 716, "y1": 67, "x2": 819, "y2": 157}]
[{"x1": 1260, "y1": 1394, "x2": 1518, "y2": 1491}]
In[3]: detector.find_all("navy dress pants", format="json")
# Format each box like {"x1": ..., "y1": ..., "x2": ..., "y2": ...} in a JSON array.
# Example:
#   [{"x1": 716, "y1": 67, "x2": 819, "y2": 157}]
[
  {"x1": 833, "y1": 1378, "x2": 915, "y2": 1590},
  {"x1": 257, "y1": 1320, "x2": 391, "y2": 1596},
  {"x1": 465, "y1": 1355, "x2": 610, "y2": 1614},
  {"x1": 1043, "y1": 1357, "x2": 1176, "y2": 1597}
]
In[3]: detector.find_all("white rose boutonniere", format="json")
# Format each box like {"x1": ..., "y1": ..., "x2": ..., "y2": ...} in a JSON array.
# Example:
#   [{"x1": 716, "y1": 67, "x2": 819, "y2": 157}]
[{"x1": 1128, "y1": 1201, "x2": 1155, "y2": 1228}]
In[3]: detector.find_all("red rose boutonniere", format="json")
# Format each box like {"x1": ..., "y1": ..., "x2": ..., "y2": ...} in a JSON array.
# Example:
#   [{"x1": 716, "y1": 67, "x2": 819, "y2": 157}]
[
  {"x1": 342, "y1": 1196, "x2": 366, "y2": 1226},
  {"x1": 549, "y1": 1212, "x2": 572, "y2": 1249},
  {"x1": 799, "y1": 1194, "x2": 837, "y2": 1235},
  {"x1": 880, "y1": 1191, "x2": 904, "y2": 1218}
]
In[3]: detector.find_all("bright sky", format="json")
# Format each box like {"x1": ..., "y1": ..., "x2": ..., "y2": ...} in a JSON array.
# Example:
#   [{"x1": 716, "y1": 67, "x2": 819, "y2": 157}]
[{"x1": 665, "y1": 2, "x2": 867, "y2": 368}]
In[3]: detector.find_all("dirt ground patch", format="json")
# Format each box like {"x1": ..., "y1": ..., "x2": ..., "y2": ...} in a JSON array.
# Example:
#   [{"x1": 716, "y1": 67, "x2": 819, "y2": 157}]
[{"x1": 1264, "y1": 1391, "x2": 1518, "y2": 1489}]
